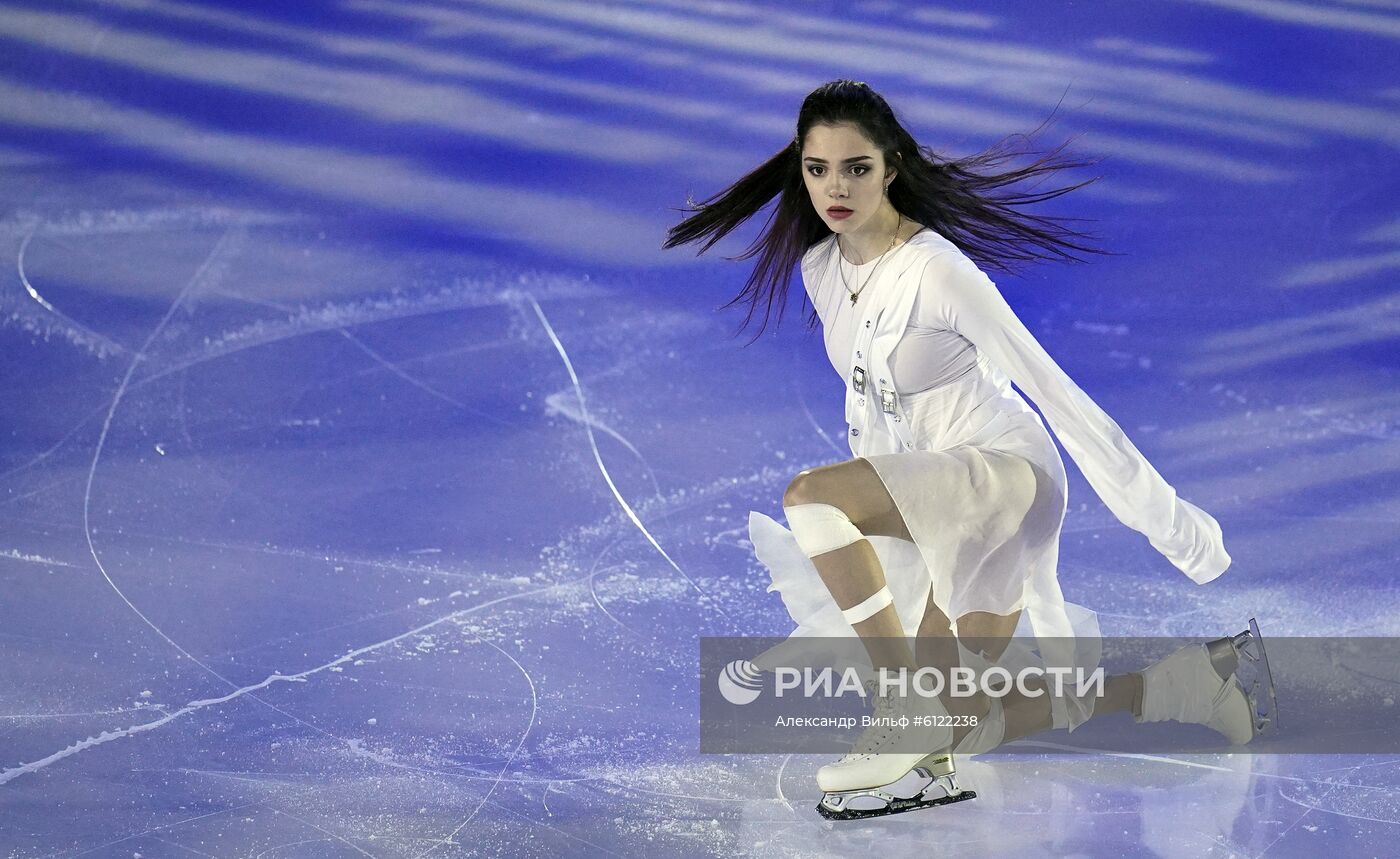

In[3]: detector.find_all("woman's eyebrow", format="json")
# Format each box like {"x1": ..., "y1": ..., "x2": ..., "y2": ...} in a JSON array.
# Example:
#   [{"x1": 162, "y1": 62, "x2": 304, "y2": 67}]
[{"x1": 802, "y1": 155, "x2": 874, "y2": 164}]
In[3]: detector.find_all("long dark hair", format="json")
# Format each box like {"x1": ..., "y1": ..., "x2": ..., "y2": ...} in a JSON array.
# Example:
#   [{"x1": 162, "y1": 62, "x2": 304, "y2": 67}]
[{"x1": 662, "y1": 79, "x2": 1120, "y2": 343}]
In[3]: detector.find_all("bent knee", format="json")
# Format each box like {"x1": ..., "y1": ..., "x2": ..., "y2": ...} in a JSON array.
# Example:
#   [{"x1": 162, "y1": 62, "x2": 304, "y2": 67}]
[
  {"x1": 782, "y1": 469, "x2": 827, "y2": 508},
  {"x1": 783, "y1": 460, "x2": 873, "y2": 509},
  {"x1": 956, "y1": 610, "x2": 1021, "y2": 660},
  {"x1": 782, "y1": 500, "x2": 865, "y2": 559}
]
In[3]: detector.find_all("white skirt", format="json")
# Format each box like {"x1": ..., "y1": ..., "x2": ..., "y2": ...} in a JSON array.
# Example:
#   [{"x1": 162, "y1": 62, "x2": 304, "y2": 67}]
[{"x1": 749, "y1": 354, "x2": 1103, "y2": 735}]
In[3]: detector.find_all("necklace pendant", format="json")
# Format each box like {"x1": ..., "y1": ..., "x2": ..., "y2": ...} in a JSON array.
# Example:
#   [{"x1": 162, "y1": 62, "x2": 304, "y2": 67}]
[{"x1": 848, "y1": 292, "x2": 858, "y2": 306}]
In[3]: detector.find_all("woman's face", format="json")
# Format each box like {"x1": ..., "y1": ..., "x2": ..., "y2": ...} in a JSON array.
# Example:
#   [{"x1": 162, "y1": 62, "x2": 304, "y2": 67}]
[{"x1": 800, "y1": 123, "x2": 893, "y2": 234}]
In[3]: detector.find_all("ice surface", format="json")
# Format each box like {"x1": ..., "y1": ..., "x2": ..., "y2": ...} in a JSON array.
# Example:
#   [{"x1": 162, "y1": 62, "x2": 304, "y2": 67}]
[{"x1": 2, "y1": 1, "x2": 1399, "y2": 857}]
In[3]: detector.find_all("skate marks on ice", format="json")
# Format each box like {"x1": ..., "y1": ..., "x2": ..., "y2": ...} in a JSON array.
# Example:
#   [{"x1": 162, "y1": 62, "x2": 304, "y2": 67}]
[
  {"x1": 2, "y1": 258, "x2": 740, "y2": 787},
  {"x1": 3, "y1": 242, "x2": 591, "y2": 772},
  {"x1": 1, "y1": 206, "x2": 290, "y2": 360},
  {"x1": 63, "y1": 226, "x2": 385, "y2": 761},
  {"x1": 214, "y1": 286, "x2": 516, "y2": 431},
  {"x1": 408, "y1": 638, "x2": 540, "y2": 858},
  {"x1": 0, "y1": 565, "x2": 570, "y2": 788},
  {"x1": 6, "y1": 405, "x2": 722, "y2": 791},
  {"x1": 513, "y1": 288, "x2": 735, "y2": 626},
  {"x1": 75, "y1": 227, "x2": 269, "y2": 684},
  {"x1": 16, "y1": 229, "x2": 128, "y2": 358},
  {"x1": 0, "y1": 546, "x2": 81, "y2": 569},
  {"x1": 2, "y1": 439, "x2": 792, "y2": 848},
  {"x1": 0, "y1": 241, "x2": 604, "y2": 485}
]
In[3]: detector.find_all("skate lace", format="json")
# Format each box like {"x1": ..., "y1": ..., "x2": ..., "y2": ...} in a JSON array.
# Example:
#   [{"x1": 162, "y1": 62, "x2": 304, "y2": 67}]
[{"x1": 846, "y1": 691, "x2": 902, "y2": 758}]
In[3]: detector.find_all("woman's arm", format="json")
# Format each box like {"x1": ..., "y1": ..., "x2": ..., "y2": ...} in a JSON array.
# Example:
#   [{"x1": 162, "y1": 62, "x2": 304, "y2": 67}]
[{"x1": 920, "y1": 250, "x2": 1231, "y2": 584}]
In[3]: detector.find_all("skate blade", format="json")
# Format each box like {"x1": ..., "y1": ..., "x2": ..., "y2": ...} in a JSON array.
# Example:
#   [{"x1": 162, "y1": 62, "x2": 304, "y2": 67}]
[
  {"x1": 1246, "y1": 617, "x2": 1279, "y2": 734},
  {"x1": 1227, "y1": 617, "x2": 1278, "y2": 737},
  {"x1": 817, "y1": 778, "x2": 975, "y2": 821}
]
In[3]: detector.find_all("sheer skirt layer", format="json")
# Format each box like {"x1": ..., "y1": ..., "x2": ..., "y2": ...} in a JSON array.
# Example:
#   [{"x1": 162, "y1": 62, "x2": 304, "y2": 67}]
[{"x1": 749, "y1": 355, "x2": 1103, "y2": 736}]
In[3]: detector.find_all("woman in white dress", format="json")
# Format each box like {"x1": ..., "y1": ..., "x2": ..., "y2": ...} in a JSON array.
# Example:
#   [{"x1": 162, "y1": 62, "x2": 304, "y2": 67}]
[{"x1": 665, "y1": 80, "x2": 1266, "y2": 820}]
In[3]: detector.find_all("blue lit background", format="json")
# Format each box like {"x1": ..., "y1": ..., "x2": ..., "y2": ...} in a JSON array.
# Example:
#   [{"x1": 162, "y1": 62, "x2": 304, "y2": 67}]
[{"x1": 1, "y1": 1, "x2": 1397, "y2": 855}]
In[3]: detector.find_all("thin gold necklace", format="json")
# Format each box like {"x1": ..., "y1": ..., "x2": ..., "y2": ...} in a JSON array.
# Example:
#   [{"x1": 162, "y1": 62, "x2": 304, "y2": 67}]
[{"x1": 838, "y1": 212, "x2": 902, "y2": 306}]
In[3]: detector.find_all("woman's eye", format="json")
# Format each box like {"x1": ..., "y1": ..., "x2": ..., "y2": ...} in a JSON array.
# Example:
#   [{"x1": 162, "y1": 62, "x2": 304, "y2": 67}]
[{"x1": 850, "y1": 165, "x2": 867, "y2": 176}]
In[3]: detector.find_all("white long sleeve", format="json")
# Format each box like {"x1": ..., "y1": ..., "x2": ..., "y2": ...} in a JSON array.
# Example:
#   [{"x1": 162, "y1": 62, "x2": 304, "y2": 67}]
[{"x1": 918, "y1": 250, "x2": 1231, "y2": 584}]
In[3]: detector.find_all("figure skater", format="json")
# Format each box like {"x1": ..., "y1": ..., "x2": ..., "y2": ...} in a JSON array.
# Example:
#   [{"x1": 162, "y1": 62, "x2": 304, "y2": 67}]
[{"x1": 664, "y1": 80, "x2": 1275, "y2": 820}]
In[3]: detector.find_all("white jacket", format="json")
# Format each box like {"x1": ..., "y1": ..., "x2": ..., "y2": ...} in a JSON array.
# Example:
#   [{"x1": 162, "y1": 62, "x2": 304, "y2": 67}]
[{"x1": 808, "y1": 231, "x2": 1231, "y2": 585}]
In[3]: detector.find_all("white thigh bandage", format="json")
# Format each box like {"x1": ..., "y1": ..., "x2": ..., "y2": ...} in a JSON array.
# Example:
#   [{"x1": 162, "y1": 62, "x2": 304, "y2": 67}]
[
  {"x1": 783, "y1": 502, "x2": 864, "y2": 559},
  {"x1": 840, "y1": 585, "x2": 893, "y2": 625}
]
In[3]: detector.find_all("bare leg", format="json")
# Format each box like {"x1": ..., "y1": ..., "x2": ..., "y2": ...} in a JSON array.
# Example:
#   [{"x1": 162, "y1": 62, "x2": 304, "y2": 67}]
[
  {"x1": 784, "y1": 460, "x2": 1035, "y2": 737},
  {"x1": 786, "y1": 457, "x2": 1146, "y2": 751},
  {"x1": 948, "y1": 599, "x2": 1143, "y2": 744},
  {"x1": 817, "y1": 540, "x2": 918, "y2": 674},
  {"x1": 919, "y1": 602, "x2": 1144, "y2": 746},
  {"x1": 783, "y1": 458, "x2": 920, "y2": 677},
  {"x1": 994, "y1": 672, "x2": 1143, "y2": 745}
]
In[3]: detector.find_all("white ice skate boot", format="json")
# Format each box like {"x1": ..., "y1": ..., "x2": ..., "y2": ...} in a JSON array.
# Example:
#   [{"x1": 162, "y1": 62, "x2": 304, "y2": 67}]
[
  {"x1": 815, "y1": 683, "x2": 973, "y2": 820},
  {"x1": 1137, "y1": 618, "x2": 1278, "y2": 745}
]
